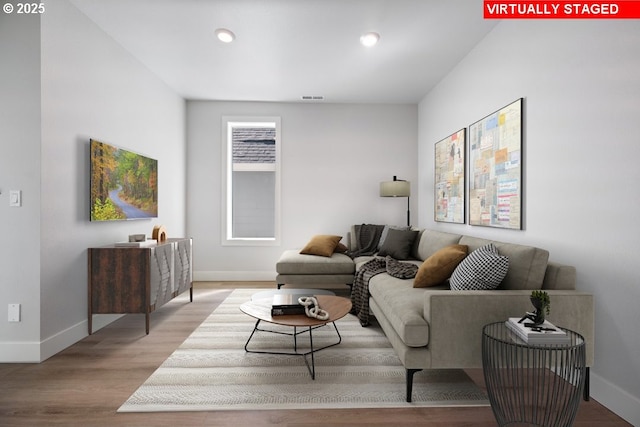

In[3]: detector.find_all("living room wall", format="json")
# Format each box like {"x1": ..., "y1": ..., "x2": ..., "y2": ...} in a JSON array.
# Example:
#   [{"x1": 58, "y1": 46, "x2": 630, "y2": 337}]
[
  {"x1": 0, "y1": 13, "x2": 42, "y2": 359},
  {"x1": 187, "y1": 101, "x2": 418, "y2": 280},
  {"x1": 0, "y1": 0, "x2": 187, "y2": 362},
  {"x1": 418, "y1": 20, "x2": 640, "y2": 425}
]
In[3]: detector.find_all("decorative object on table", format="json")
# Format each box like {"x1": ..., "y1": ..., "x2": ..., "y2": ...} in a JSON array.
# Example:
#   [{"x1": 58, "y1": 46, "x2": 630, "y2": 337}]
[
  {"x1": 271, "y1": 293, "x2": 306, "y2": 316},
  {"x1": 152, "y1": 225, "x2": 167, "y2": 242},
  {"x1": 468, "y1": 98, "x2": 523, "y2": 229},
  {"x1": 434, "y1": 128, "x2": 466, "y2": 224},
  {"x1": 380, "y1": 176, "x2": 411, "y2": 227},
  {"x1": 506, "y1": 317, "x2": 569, "y2": 345},
  {"x1": 518, "y1": 290, "x2": 550, "y2": 326},
  {"x1": 298, "y1": 296, "x2": 329, "y2": 320},
  {"x1": 129, "y1": 234, "x2": 146, "y2": 242}
]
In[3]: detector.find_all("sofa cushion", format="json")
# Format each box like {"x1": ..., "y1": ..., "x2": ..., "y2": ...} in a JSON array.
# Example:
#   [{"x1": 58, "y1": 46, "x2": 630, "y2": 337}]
[
  {"x1": 368, "y1": 274, "x2": 430, "y2": 347},
  {"x1": 277, "y1": 249, "x2": 355, "y2": 275},
  {"x1": 299, "y1": 235, "x2": 342, "y2": 257},
  {"x1": 458, "y1": 236, "x2": 549, "y2": 290},
  {"x1": 414, "y1": 244, "x2": 468, "y2": 288},
  {"x1": 450, "y1": 243, "x2": 509, "y2": 290},
  {"x1": 415, "y1": 229, "x2": 463, "y2": 261},
  {"x1": 378, "y1": 229, "x2": 419, "y2": 260}
]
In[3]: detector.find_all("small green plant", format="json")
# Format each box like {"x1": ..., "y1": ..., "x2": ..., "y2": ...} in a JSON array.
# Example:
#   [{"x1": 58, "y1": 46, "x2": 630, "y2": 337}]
[{"x1": 531, "y1": 290, "x2": 550, "y2": 315}]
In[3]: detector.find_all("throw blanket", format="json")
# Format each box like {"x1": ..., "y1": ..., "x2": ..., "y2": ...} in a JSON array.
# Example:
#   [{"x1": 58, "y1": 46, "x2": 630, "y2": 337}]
[
  {"x1": 351, "y1": 256, "x2": 419, "y2": 326},
  {"x1": 347, "y1": 224, "x2": 385, "y2": 258}
]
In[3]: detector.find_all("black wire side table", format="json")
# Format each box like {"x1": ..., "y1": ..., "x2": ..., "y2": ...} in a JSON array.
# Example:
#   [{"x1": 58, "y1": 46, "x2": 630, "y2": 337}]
[{"x1": 482, "y1": 322, "x2": 586, "y2": 427}]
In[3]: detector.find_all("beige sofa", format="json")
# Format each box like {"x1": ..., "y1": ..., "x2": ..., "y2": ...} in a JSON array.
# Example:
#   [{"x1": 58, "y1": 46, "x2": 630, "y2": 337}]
[{"x1": 276, "y1": 227, "x2": 594, "y2": 402}]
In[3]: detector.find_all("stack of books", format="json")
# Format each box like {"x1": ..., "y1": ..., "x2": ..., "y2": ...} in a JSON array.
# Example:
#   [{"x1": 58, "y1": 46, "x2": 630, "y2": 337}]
[
  {"x1": 114, "y1": 240, "x2": 157, "y2": 248},
  {"x1": 505, "y1": 317, "x2": 570, "y2": 345},
  {"x1": 271, "y1": 294, "x2": 307, "y2": 316}
]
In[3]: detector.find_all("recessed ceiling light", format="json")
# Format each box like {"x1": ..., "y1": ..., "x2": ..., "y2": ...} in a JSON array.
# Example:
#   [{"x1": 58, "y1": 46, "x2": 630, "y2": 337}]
[
  {"x1": 215, "y1": 28, "x2": 235, "y2": 43},
  {"x1": 360, "y1": 32, "x2": 380, "y2": 47}
]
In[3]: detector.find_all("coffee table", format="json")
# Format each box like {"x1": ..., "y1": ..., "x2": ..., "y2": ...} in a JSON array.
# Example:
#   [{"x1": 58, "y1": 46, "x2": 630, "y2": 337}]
[{"x1": 240, "y1": 293, "x2": 352, "y2": 379}]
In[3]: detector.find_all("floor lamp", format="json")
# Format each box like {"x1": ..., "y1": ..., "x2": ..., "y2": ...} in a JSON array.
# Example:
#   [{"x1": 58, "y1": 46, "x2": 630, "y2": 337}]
[{"x1": 380, "y1": 176, "x2": 411, "y2": 227}]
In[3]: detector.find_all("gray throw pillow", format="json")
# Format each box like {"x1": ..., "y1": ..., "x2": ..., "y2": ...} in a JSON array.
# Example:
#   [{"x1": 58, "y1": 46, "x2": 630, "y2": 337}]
[
  {"x1": 378, "y1": 225, "x2": 410, "y2": 250},
  {"x1": 377, "y1": 229, "x2": 419, "y2": 260},
  {"x1": 449, "y1": 243, "x2": 509, "y2": 290}
]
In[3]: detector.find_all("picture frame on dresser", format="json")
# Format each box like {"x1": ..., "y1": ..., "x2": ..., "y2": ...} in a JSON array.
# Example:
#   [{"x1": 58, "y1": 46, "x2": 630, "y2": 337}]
[{"x1": 468, "y1": 98, "x2": 523, "y2": 230}]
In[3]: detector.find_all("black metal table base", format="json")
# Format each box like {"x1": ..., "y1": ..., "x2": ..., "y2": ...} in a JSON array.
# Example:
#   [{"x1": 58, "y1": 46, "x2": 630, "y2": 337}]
[{"x1": 244, "y1": 319, "x2": 342, "y2": 379}]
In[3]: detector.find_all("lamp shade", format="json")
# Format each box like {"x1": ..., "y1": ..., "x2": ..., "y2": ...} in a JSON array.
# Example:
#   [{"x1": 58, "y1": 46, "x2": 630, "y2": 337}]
[{"x1": 380, "y1": 180, "x2": 410, "y2": 197}]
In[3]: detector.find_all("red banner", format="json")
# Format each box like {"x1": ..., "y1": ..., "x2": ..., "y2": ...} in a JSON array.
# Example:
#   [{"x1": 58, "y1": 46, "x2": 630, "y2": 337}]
[{"x1": 484, "y1": 1, "x2": 640, "y2": 18}]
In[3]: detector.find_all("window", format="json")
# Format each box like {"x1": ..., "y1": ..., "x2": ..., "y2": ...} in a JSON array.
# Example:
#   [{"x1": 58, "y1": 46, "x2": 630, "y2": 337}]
[{"x1": 222, "y1": 117, "x2": 281, "y2": 245}]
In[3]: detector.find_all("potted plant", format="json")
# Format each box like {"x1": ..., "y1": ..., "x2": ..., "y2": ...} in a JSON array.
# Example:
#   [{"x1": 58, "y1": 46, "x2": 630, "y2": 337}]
[{"x1": 530, "y1": 290, "x2": 550, "y2": 325}]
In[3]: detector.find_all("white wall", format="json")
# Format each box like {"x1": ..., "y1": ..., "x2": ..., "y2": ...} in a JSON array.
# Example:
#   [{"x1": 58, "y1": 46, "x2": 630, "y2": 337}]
[
  {"x1": 0, "y1": 0, "x2": 187, "y2": 362},
  {"x1": 187, "y1": 101, "x2": 418, "y2": 279},
  {"x1": 0, "y1": 13, "x2": 42, "y2": 358},
  {"x1": 418, "y1": 20, "x2": 640, "y2": 425}
]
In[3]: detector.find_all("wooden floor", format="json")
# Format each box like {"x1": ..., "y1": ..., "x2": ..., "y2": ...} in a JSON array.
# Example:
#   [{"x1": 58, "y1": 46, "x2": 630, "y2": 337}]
[{"x1": 0, "y1": 282, "x2": 630, "y2": 426}]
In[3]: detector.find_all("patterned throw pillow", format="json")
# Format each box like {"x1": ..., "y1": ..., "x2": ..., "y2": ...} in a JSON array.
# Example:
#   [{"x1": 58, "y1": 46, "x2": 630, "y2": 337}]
[{"x1": 449, "y1": 243, "x2": 509, "y2": 290}]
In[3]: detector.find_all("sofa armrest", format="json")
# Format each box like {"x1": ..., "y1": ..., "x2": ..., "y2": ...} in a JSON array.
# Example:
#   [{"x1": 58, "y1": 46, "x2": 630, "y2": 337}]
[{"x1": 423, "y1": 290, "x2": 594, "y2": 368}]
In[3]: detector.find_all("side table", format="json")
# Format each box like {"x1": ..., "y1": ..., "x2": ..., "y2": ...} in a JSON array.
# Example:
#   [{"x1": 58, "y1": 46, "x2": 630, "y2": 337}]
[{"x1": 482, "y1": 322, "x2": 586, "y2": 427}]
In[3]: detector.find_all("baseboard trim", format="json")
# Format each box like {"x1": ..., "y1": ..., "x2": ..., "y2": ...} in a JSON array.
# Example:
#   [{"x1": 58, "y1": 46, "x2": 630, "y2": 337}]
[
  {"x1": 194, "y1": 271, "x2": 276, "y2": 281},
  {"x1": 591, "y1": 371, "x2": 640, "y2": 426},
  {"x1": 0, "y1": 341, "x2": 41, "y2": 363},
  {"x1": 0, "y1": 314, "x2": 124, "y2": 363}
]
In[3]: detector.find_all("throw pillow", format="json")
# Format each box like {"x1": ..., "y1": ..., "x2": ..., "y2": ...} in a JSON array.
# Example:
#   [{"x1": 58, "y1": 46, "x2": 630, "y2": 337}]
[
  {"x1": 377, "y1": 228, "x2": 419, "y2": 260},
  {"x1": 413, "y1": 244, "x2": 468, "y2": 288},
  {"x1": 300, "y1": 235, "x2": 342, "y2": 257},
  {"x1": 334, "y1": 242, "x2": 348, "y2": 253},
  {"x1": 385, "y1": 256, "x2": 419, "y2": 279},
  {"x1": 378, "y1": 225, "x2": 410, "y2": 250},
  {"x1": 449, "y1": 243, "x2": 509, "y2": 290}
]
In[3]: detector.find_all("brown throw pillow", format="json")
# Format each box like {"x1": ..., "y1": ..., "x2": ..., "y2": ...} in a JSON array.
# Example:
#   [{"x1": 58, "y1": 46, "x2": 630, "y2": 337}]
[
  {"x1": 334, "y1": 242, "x2": 348, "y2": 253},
  {"x1": 300, "y1": 235, "x2": 342, "y2": 257},
  {"x1": 413, "y1": 244, "x2": 468, "y2": 288}
]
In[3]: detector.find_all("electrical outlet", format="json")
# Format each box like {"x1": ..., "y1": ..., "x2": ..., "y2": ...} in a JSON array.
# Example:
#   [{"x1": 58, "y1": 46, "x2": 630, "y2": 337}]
[{"x1": 8, "y1": 304, "x2": 20, "y2": 322}]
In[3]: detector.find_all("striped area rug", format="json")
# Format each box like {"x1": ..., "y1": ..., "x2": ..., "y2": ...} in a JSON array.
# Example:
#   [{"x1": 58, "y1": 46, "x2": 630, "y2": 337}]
[{"x1": 118, "y1": 289, "x2": 488, "y2": 412}]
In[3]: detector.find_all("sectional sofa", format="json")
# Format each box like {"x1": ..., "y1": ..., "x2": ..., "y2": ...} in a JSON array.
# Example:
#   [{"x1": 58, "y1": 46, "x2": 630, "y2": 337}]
[{"x1": 276, "y1": 226, "x2": 594, "y2": 402}]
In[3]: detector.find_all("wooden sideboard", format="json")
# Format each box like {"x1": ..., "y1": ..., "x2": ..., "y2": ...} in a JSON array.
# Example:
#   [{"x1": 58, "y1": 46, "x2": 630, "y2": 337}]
[{"x1": 88, "y1": 238, "x2": 192, "y2": 334}]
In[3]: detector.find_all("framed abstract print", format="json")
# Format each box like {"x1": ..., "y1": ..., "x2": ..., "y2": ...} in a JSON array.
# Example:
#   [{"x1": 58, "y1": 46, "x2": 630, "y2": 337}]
[
  {"x1": 468, "y1": 98, "x2": 523, "y2": 229},
  {"x1": 434, "y1": 128, "x2": 466, "y2": 223}
]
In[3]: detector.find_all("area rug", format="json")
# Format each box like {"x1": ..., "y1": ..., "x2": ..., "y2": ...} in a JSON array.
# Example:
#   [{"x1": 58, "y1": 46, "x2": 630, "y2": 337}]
[{"x1": 118, "y1": 289, "x2": 489, "y2": 412}]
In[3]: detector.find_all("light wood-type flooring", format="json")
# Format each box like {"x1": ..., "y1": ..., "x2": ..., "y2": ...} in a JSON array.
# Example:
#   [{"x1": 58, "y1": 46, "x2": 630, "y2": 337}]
[{"x1": 0, "y1": 282, "x2": 631, "y2": 426}]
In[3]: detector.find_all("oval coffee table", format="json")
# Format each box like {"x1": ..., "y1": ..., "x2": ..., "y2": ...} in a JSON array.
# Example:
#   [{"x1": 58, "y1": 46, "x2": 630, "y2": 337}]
[{"x1": 240, "y1": 294, "x2": 352, "y2": 379}]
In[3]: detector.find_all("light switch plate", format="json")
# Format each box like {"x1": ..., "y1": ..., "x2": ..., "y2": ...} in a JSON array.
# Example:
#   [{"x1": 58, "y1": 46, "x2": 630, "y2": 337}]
[
  {"x1": 8, "y1": 304, "x2": 20, "y2": 322},
  {"x1": 9, "y1": 190, "x2": 21, "y2": 207}
]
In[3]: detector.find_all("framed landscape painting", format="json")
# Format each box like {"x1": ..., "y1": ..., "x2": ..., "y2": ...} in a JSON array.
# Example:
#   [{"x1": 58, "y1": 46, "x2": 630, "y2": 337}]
[
  {"x1": 468, "y1": 98, "x2": 523, "y2": 229},
  {"x1": 434, "y1": 128, "x2": 465, "y2": 223}
]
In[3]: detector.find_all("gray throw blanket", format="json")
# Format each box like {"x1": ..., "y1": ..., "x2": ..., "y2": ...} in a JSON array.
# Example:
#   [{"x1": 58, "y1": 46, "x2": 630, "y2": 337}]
[
  {"x1": 351, "y1": 256, "x2": 419, "y2": 326},
  {"x1": 347, "y1": 224, "x2": 385, "y2": 258}
]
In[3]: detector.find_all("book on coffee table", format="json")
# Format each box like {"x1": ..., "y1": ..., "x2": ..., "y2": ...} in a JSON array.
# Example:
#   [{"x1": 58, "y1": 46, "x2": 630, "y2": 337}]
[
  {"x1": 505, "y1": 317, "x2": 570, "y2": 345},
  {"x1": 271, "y1": 294, "x2": 307, "y2": 316}
]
